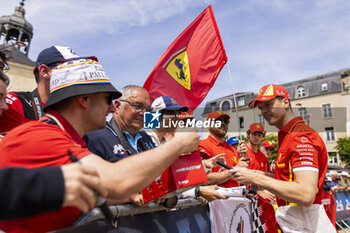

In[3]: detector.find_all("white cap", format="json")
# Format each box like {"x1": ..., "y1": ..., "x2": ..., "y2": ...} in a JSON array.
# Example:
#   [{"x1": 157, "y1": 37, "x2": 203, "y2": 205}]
[
  {"x1": 341, "y1": 171, "x2": 349, "y2": 177},
  {"x1": 329, "y1": 171, "x2": 338, "y2": 175}
]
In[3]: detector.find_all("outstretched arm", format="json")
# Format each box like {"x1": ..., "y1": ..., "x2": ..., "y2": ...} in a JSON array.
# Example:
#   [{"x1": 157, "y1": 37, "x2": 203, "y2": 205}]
[{"x1": 81, "y1": 128, "x2": 200, "y2": 201}]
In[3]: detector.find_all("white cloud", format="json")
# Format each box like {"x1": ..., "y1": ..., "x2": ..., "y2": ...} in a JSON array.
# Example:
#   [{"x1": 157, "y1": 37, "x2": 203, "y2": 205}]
[{"x1": 2, "y1": 0, "x2": 350, "y2": 107}]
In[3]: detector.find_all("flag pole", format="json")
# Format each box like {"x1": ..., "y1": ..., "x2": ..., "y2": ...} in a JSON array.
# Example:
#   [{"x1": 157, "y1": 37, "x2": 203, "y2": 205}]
[{"x1": 226, "y1": 61, "x2": 241, "y2": 139}]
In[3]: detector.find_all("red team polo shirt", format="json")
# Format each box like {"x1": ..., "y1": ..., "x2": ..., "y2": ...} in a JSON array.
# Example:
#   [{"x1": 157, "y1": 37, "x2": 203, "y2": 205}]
[
  {"x1": 0, "y1": 92, "x2": 32, "y2": 134},
  {"x1": 274, "y1": 117, "x2": 328, "y2": 207},
  {"x1": 246, "y1": 146, "x2": 261, "y2": 171},
  {"x1": 246, "y1": 146, "x2": 270, "y2": 173},
  {"x1": 247, "y1": 145, "x2": 279, "y2": 233},
  {"x1": 199, "y1": 135, "x2": 240, "y2": 187},
  {"x1": 0, "y1": 109, "x2": 91, "y2": 233}
]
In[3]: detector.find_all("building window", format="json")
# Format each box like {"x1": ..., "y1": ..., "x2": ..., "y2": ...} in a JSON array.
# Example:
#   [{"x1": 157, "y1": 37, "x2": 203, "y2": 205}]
[
  {"x1": 321, "y1": 83, "x2": 328, "y2": 92},
  {"x1": 258, "y1": 114, "x2": 265, "y2": 125},
  {"x1": 222, "y1": 101, "x2": 230, "y2": 111},
  {"x1": 239, "y1": 117, "x2": 244, "y2": 129},
  {"x1": 325, "y1": 127, "x2": 335, "y2": 141},
  {"x1": 343, "y1": 82, "x2": 350, "y2": 93},
  {"x1": 298, "y1": 107, "x2": 308, "y2": 121},
  {"x1": 328, "y1": 152, "x2": 338, "y2": 164},
  {"x1": 210, "y1": 102, "x2": 216, "y2": 112},
  {"x1": 322, "y1": 103, "x2": 332, "y2": 118},
  {"x1": 297, "y1": 85, "x2": 306, "y2": 98},
  {"x1": 238, "y1": 97, "x2": 245, "y2": 106}
]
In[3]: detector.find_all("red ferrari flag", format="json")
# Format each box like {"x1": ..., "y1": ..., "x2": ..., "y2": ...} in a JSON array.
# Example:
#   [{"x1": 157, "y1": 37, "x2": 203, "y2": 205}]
[{"x1": 143, "y1": 5, "x2": 227, "y2": 113}]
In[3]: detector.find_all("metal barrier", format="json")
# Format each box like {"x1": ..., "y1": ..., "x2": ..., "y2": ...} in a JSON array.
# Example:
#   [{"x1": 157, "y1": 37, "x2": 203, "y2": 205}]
[
  {"x1": 74, "y1": 198, "x2": 205, "y2": 226},
  {"x1": 54, "y1": 198, "x2": 209, "y2": 233},
  {"x1": 334, "y1": 190, "x2": 350, "y2": 231},
  {"x1": 57, "y1": 191, "x2": 350, "y2": 233}
]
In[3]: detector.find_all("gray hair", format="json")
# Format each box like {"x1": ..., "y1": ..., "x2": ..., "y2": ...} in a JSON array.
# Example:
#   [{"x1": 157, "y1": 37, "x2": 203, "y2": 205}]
[{"x1": 119, "y1": 85, "x2": 148, "y2": 100}]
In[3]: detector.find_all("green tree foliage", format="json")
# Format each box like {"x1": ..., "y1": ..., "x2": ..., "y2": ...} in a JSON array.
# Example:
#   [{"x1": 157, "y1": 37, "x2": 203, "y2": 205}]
[{"x1": 335, "y1": 137, "x2": 350, "y2": 167}]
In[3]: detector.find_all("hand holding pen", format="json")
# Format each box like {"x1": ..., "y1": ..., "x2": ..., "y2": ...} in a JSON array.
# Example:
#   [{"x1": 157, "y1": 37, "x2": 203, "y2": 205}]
[
  {"x1": 237, "y1": 140, "x2": 250, "y2": 162},
  {"x1": 68, "y1": 150, "x2": 114, "y2": 223}
]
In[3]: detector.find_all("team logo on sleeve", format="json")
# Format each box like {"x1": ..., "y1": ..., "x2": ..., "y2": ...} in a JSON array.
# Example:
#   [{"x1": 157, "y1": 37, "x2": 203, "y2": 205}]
[{"x1": 113, "y1": 144, "x2": 127, "y2": 155}]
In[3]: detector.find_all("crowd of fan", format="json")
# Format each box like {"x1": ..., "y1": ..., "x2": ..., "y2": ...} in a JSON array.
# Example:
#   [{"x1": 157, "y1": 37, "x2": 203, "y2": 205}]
[{"x1": 0, "y1": 45, "x2": 338, "y2": 233}]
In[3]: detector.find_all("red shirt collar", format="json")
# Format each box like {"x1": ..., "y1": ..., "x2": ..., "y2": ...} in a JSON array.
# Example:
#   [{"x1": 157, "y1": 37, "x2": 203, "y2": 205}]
[
  {"x1": 208, "y1": 135, "x2": 227, "y2": 146},
  {"x1": 44, "y1": 109, "x2": 87, "y2": 148},
  {"x1": 279, "y1": 116, "x2": 304, "y2": 134}
]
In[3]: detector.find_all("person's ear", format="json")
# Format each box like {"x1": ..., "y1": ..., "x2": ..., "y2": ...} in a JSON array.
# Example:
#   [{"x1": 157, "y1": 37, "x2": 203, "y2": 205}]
[
  {"x1": 282, "y1": 97, "x2": 290, "y2": 109},
  {"x1": 38, "y1": 65, "x2": 51, "y2": 81},
  {"x1": 75, "y1": 95, "x2": 89, "y2": 108}
]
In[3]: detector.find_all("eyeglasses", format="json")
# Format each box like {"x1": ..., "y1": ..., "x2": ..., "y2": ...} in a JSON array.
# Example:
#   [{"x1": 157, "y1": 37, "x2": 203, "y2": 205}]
[
  {"x1": 0, "y1": 62, "x2": 9, "y2": 73},
  {"x1": 119, "y1": 100, "x2": 152, "y2": 112},
  {"x1": 265, "y1": 147, "x2": 274, "y2": 152},
  {"x1": 216, "y1": 117, "x2": 230, "y2": 125}
]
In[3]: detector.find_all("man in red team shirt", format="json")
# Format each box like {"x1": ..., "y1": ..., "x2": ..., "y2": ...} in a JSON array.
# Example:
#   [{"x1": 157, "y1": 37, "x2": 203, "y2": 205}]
[
  {"x1": 0, "y1": 58, "x2": 199, "y2": 232},
  {"x1": 232, "y1": 84, "x2": 335, "y2": 232},
  {"x1": 199, "y1": 110, "x2": 248, "y2": 188},
  {"x1": 0, "y1": 46, "x2": 97, "y2": 134},
  {"x1": 246, "y1": 123, "x2": 279, "y2": 233},
  {"x1": 246, "y1": 123, "x2": 269, "y2": 171}
]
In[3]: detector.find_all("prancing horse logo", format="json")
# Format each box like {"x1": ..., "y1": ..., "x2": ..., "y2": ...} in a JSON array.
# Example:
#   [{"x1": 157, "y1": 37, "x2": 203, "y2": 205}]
[
  {"x1": 174, "y1": 58, "x2": 188, "y2": 82},
  {"x1": 165, "y1": 48, "x2": 191, "y2": 90}
]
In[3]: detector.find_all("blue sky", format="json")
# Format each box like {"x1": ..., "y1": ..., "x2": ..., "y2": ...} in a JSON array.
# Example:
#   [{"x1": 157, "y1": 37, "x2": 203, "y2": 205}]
[{"x1": 2, "y1": 0, "x2": 350, "y2": 107}]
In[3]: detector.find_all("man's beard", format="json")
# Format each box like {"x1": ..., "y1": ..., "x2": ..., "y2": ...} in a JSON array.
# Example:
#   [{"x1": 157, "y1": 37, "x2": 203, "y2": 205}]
[{"x1": 211, "y1": 128, "x2": 227, "y2": 138}]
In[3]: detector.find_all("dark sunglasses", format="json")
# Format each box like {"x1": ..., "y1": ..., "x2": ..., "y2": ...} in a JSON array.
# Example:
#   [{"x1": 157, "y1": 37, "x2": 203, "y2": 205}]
[
  {"x1": 119, "y1": 100, "x2": 152, "y2": 112},
  {"x1": 106, "y1": 94, "x2": 114, "y2": 105},
  {"x1": 216, "y1": 117, "x2": 230, "y2": 125},
  {"x1": 265, "y1": 147, "x2": 274, "y2": 152}
]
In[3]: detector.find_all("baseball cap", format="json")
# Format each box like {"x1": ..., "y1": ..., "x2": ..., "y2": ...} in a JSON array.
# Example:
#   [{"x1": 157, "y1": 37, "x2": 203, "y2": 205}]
[
  {"x1": 329, "y1": 171, "x2": 338, "y2": 176},
  {"x1": 248, "y1": 84, "x2": 290, "y2": 108},
  {"x1": 249, "y1": 123, "x2": 265, "y2": 134},
  {"x1": 178, "y1": 112, "x2": 194, "y2": 120},
  {"x1": 227, "y1": 136, "x2": 240, "y2": 146},
  {"x1": 207, "y1": 110, "x2": 230, "y2": 120},
  {"x1": 33, "y1": 46, "x2": 97, "y2": 74},
  {"x1": 325, "y1": 176, "x2": 332, "y2": 182},
  {"x1": 152, "y1": 96, "x2": 188, "y2": 112},
  {"x1": 341, "y1": 171, "x2": 349, "y2": 177},
  {"x1": 44, "y1": 58, "x2": 121, "y2": 110},
  {"x1": 261, "y1": 140, "x2": 275, "y2": 149}
]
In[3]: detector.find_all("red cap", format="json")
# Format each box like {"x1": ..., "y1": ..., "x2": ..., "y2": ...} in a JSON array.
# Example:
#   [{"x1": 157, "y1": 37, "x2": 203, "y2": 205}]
[
  {"x1": 207, "y1": 110, "x2": 230, "y2": 120},
  {"x1": 249, "y1": 123, "x2": 265, "y2": 134},
  {"x1": 249, "y1": 84, "x2": 290, "y2": 108},
  {"x1": 178, "y1": 112, "x2": 194, "y2": 120},
  {"x1": 261, "y1": 140, "x2": 274, "y2": 149}
]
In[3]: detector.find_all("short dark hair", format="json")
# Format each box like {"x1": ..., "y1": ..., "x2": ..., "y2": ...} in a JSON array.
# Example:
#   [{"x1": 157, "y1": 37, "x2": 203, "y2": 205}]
[
  {"x1": 34, "y1": 62, "x2": 63, "y2": 84},
  {"x1": 0, "y1": 71, "x2": 9, "y2": 86},
  {"x1": 34, "y1": 71, "x2": 40, "y2": 83},
  {"x1": 0, "y1": 51, "x2": 7, "y2": 63}
]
